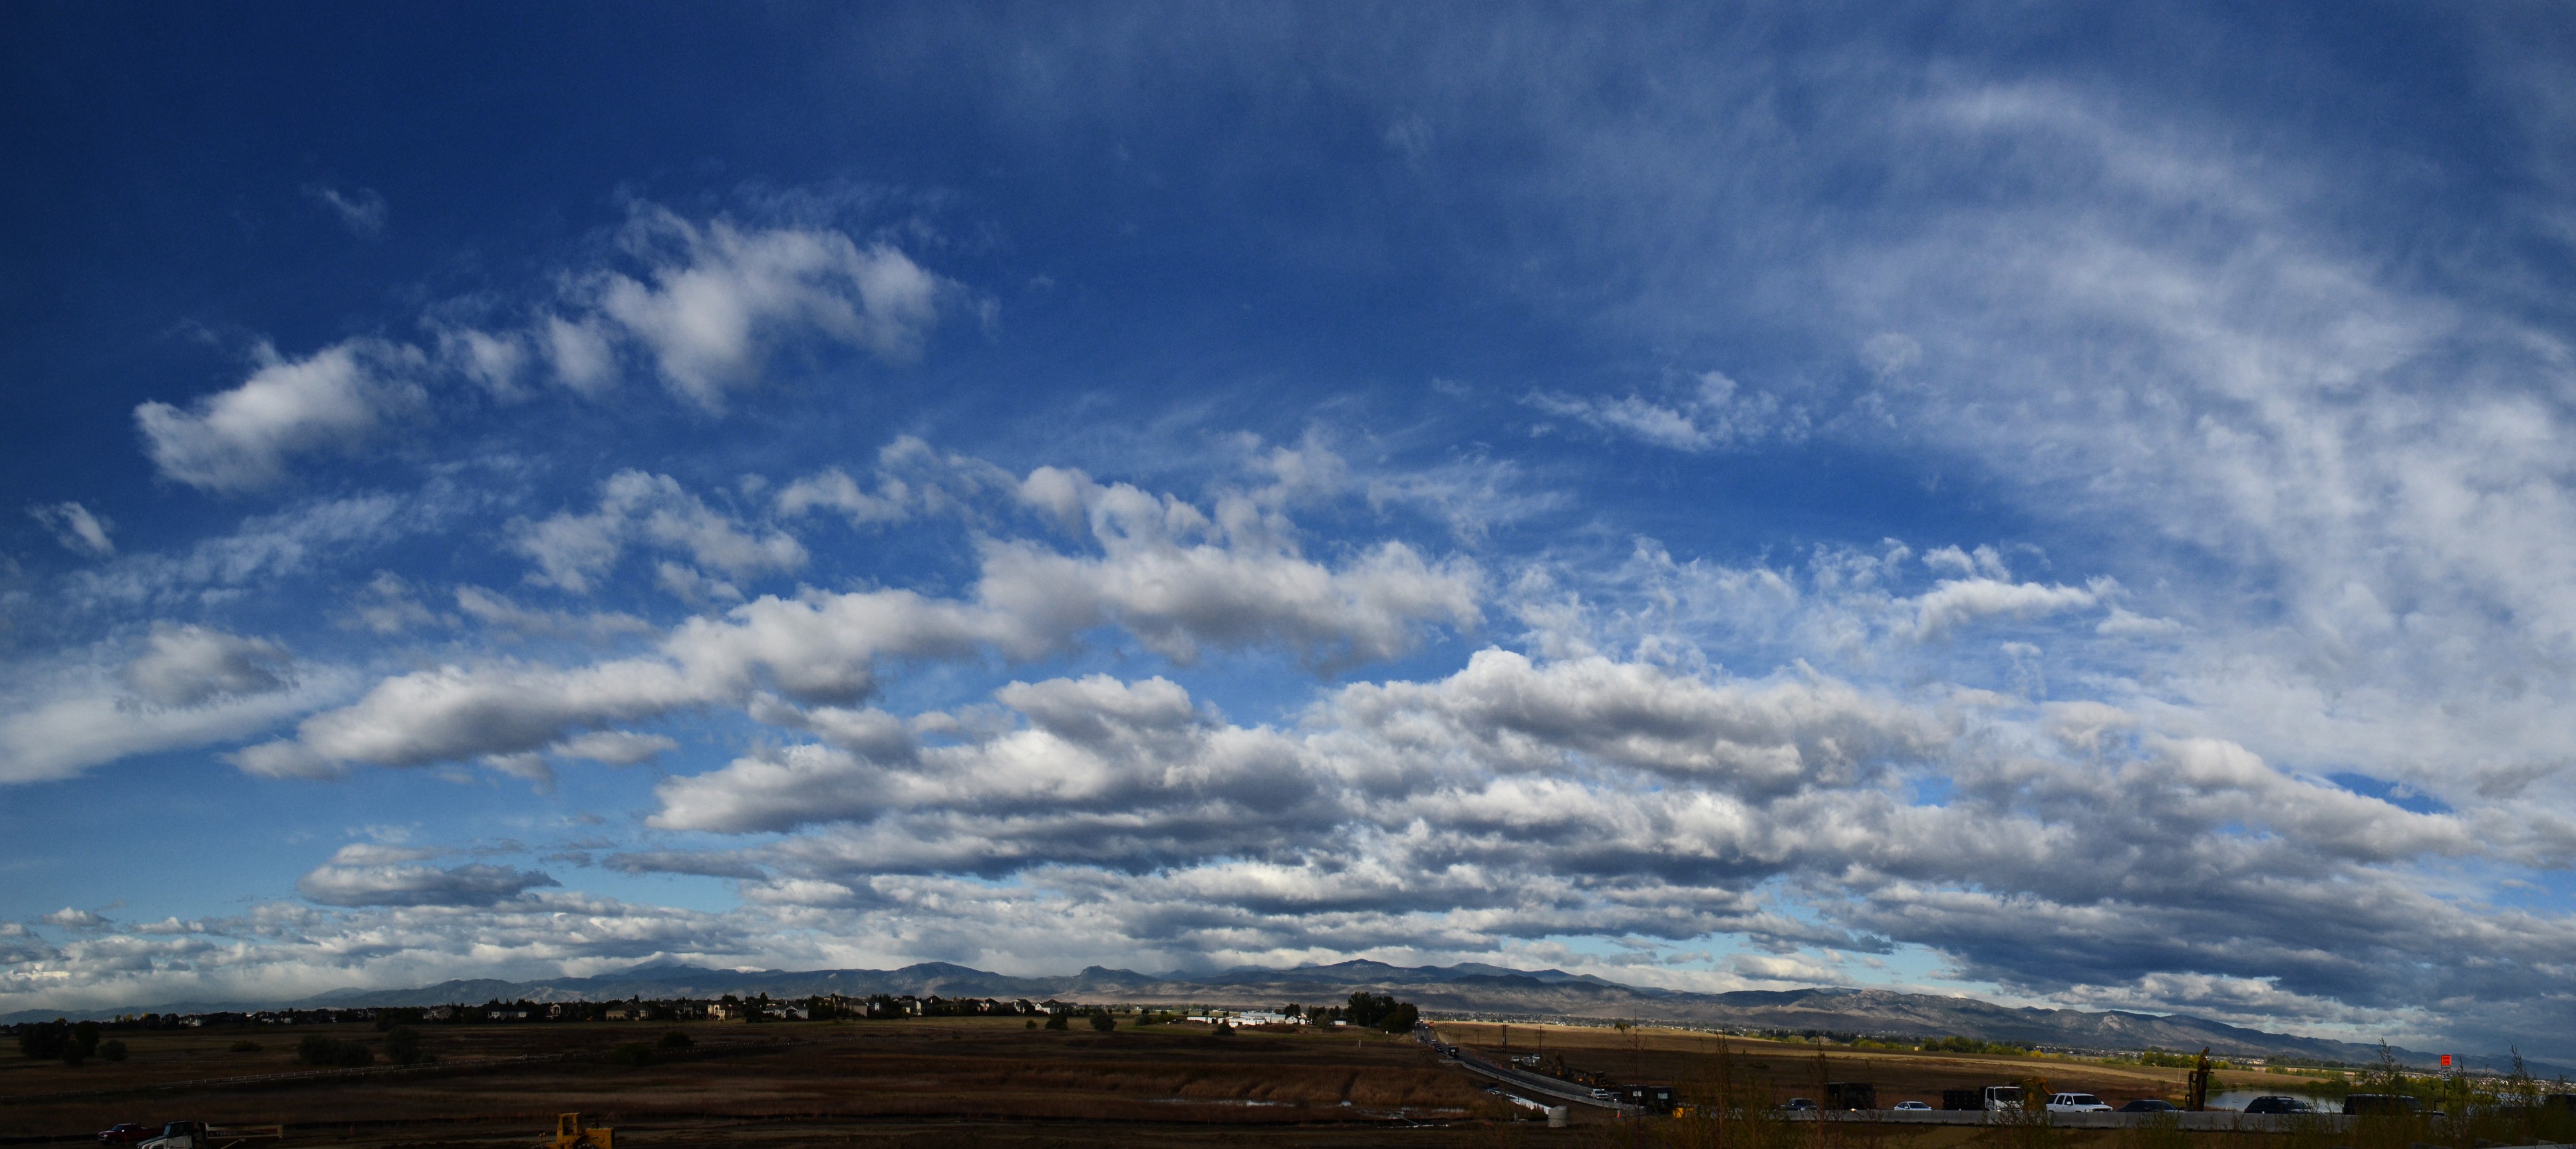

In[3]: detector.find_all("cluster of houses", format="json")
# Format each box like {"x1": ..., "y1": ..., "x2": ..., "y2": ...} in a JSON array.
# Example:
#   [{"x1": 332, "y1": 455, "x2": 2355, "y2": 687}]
[{"x1": 14, "y1": 995, "x2": 1384, "y2": 1037}]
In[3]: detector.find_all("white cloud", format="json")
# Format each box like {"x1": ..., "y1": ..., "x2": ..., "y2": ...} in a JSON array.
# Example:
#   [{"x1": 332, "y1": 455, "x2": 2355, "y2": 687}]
[
  {"x1": 775, "y1": 435, "x2": 1018, "y2": 527},
  {"x1": 586, "y1": 209, "x2": 954, "y2": 410},
  {"x1": 1906, "y1": 578, "x2": 2102, "y2": 641},
  {"x1": 0, "y1": 663, "x2": 338, "y2": 785},
  {"x1": 1860, "y1": 332, "x2": 1922, "y2": 378},
  {"x1": 134, "y1": 340, "x2": 427, "y2": 493},
  {"x1": 540, "y1": 315, "x2": 619, "y2": 396},
  {"x1": 39, "y1": 908, "x2": 107, "y2": 929},
  {"x1": 511, "y1": 470, "x2": 805, "y2": 594},
  {"x1": 435, "y1": 326, "x2": 532, "y2": 399},
  {"x1": 1526, "y1": 370, "x2": 1796, "y2": 453},
  {"x1": 295, "y1": 861, "x2": 559, "y2": 908},
  {"x1": 305, "y1": 184, "x2": 388, "y2": 237},
  {"x1": 118, "y1": 206, "x2": 963, "y2": 488},
  {"x1": 0, "y1": 893, "x2": 755, "y2": 1014},
  {"x1": 547, "y1": 730, "x2": 677, "y2": 766},
  {"x1": 27, "y1": 502, "x2": 114, "y2": 558},
  {"x1": 119, "y1": 624, "x2": 292, "y2": 706},
  {"x1": 451, "y1": 586, "x2": 652, "y2": 641},
  {"x1": 67, "y1": 491, "x2": 426, "y2": 612},
  {"x1": 245, "y1": 467, "x2": 1483, "y2": 775},
  {"x1": 345, "y1": 571, "x2": 442, "y2": 635}
]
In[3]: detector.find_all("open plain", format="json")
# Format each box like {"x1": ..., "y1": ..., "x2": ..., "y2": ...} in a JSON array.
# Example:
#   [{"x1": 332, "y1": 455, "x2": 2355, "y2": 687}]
[{"x1": 0, "y1": 1019, "x2": 2505, "y2": 1148}]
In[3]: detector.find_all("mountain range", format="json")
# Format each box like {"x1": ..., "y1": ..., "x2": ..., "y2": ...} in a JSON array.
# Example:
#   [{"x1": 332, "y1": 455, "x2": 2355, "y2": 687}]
[{"x1": 9, "y1": 959, "x2": 2549, "y2": 1076}]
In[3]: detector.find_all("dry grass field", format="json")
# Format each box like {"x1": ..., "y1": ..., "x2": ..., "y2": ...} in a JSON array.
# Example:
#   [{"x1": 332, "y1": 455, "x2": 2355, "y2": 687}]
[
  {"x1": 1430, "y1": 1022, "x2": 2305, "y2": 1107},
  {"x1": 0, "y1": 1019, "x2": 2461, "y2": 1148},
  {"x1": 0, "y1": 1017, "x2": 1516, "y2": 1146}
]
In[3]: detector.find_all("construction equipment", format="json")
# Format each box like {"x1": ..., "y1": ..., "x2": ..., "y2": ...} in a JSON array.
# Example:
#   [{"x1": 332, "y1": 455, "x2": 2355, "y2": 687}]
[{"x1": 545, "y1": 1112, "x2": 613, "y2": 1149}]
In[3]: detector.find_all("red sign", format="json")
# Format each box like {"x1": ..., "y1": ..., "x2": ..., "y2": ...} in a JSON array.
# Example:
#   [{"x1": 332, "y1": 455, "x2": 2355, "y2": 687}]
[{"x1": 2440, "y1": 1055, "x2": 2452, "y2": 1067}]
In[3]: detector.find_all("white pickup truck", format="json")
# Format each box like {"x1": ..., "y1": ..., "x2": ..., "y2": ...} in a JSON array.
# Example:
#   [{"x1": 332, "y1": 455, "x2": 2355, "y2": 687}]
[{"x1": 2047, "y1": 1093, "x2": 2114, "y2": 1113}]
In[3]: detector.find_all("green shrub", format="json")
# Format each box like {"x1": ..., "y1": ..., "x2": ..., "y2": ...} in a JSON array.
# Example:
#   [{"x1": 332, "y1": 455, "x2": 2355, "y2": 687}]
[
  {"x1": 99, "y1": 1040, "x2": 127, "y2": 1063},
  {"x1": 1089, "y1": 1012, "x2": 1116, "y2": 1033},
  {"x1": 607, "y1": 1042, "x2": 652, "y2": 1067},
  {"x1": 296, "y1": 1035, "x2": 374, "y2": 1068},
  {"x1": 229, "y1": 1039, "x2": 262, "y2": 1053},
  {"x1": 1044, "y1": 1013, "x2": 1070, "y2": 1031},
  {"x1": 383, "y1": 1026, "x2": 423, "y2": 1065},
  {"x1": 657, "y1": 1029, "x2": 693, "y2": 1049}
]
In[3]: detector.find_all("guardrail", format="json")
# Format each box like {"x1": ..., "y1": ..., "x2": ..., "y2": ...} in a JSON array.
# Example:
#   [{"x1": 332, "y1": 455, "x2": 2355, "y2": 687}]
[
  {"x1": 1759, "y1": 1109, "x2": 2532, "y2": 1133},
  {"x1": 1413, "y1": 1027, "x2": 1637, "y2": 1115}
]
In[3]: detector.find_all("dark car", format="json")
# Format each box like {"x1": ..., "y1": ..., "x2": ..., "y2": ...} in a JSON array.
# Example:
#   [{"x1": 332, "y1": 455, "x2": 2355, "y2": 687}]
[
  {"x1": 1784, "y1": 1098, "x2": 1818, "y2": 1112},
  {"x1": 96, "y1": 1126, "x2": 154, "y2": 1146},
  {"x1": 2244, "y1": 1096, "x2": 2315, "y2": 1114},
  {"x1": 2345, "y1": 1094, "x2": 2428, "y2": 1116},
  {"x1": 2119, "y1": 1100, "x2": 2178, "y2": 1113}
]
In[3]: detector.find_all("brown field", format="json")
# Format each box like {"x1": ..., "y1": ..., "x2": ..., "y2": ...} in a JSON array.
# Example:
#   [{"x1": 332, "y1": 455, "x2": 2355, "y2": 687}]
[
  {"x1": 0, "y1": 1019, "x2": 2476, "y2": 1149},
  {"x1": 0, "y1": 1017, "x2": 1520, "y2": 1146},
  {"x1": 1429, "y1": 1022, "x2": 2308, "y2": 1107}
]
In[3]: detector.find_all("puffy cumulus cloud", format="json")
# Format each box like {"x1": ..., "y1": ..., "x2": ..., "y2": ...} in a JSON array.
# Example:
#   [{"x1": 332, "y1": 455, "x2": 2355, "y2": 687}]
[
  {"x1": 295, "y1": 857, "x2": 560, "y2": 908},
  {"x1": 1323, "y1": 650, "x2": 1941, "y2": 795},
  {"x1": 121, "y1": 205, "x2": 960, "y2": 489},
  {"x1": 241, "y1": 469, "x2": 1481, "y2": 775},
  {"x1": 990, "y1": 467, "x2": 1483, "y2": 670},
  {"x1": 641, "y1": 655, "x2": 1945, "y2": 922},
  {"x1": 118, "y1": 624, "x2": 291, "y2": 707},
  {"x1": 0, "y1": 634, "x2": 347, "y2": 785},
  {"x1": 1907, "y1": 578, "x2": 2105, "y2": 642},
  {"x1": 511, "y1": 470, "x2": 805, "y2": 594},
  {"x1": 27, "y1": 501, "x2": 114, "y2": 558},
  {"x1": 134, "y1": 340, "x2": 427, "y2": 493},
  {"x1": 40, "y1": 908, "x2": 108, "y2": 929},
  {"x1": 583, "y1": 207, "x2": 955, "y2": 410},
  {"x1": 591, "y1": 647, "x2": 2576, "y2": 1053},
  {"x1": 653, "y1": 674, "x2": 1325, "y2": 847},
  {"x1": 1526, "y1": 370, "x2": 1801, "y2": 453},
  {"x1": 774, "y1": 435, "x2": 1019, "y2": 528}
]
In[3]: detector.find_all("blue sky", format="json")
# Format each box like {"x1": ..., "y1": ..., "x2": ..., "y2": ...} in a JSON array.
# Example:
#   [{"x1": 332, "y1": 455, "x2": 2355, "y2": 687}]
[{"x1": 7, "y1": 2, "x2": 2576, "y2": 1059}]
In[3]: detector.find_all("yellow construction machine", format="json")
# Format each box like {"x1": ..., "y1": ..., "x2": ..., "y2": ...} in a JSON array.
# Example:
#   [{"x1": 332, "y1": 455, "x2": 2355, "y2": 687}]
[{"x1": 545, "y1": 1113, "x2": 612, "y2": 1149}]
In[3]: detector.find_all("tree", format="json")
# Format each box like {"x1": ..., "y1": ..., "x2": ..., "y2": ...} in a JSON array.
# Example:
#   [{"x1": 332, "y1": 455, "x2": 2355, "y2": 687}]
[
  {"x1": 1342, "y1": 992, "x2": 1418, "y2": 1033},
  {"x1": 297, "y1": 1035, "x2": 340, "y2": 1066},
  {"x1": 99, "y1": 1040, "x2": 128, "y2": 1063},
  {"x1": 1380, "y1": 1001, "x2": 1419, "y2": 1033},
  {"x1": 17, "y1": 1021, "x2": 71, "y2": 1061},
  {"x1": 1089, "y1": 1012, "x2": 1117, "y2": 1033},
  {"x1": 384, "y1": 1025, "x2": 424, "y2": 1065},
  {"x1": 1044, "y1": 1012, "x2": 1070, "y2": 1031}
]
